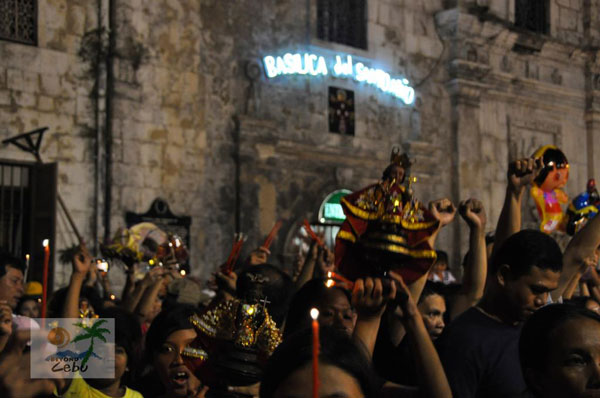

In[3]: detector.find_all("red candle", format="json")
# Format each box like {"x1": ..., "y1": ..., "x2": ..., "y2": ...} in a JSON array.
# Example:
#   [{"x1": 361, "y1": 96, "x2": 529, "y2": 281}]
[
  {"x1": 42, "y1": 239, "x2": 50, "y2": 319},
  {"x1": 326, "y1": 271, "x2": 355, "y2": 290},
  {"x1": 310, "y1": 308, "x2": 320, "y2": 398},
  {"x1": 329, "y1": 271, "x2": 352, "y2": 285},
  {"x1": 24, "y1": 254, "x2": 30, "y2": 282}
]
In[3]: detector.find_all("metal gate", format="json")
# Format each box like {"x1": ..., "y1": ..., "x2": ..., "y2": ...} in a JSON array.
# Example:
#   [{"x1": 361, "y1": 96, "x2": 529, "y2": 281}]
[
  {"x1": 0, "y1": 161, "x2": 31, "y2": 257},
  {"x1": 0, "y1": 159, "x2": 56, "y2": 289}
]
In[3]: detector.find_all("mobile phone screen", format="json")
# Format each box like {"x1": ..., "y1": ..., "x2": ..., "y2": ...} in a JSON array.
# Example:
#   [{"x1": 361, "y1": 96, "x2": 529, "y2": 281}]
[{"x1": 96, "y1": 260, "x2": 109, "y2": 273}]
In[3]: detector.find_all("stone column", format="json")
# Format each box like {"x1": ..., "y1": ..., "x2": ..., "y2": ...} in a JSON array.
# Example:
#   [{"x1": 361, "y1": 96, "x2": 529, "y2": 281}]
[
  {"x1": 585, "y1": 0, "x2": 600, "y2": 181},
  {"x1": 437, "y1": 8, "x2": 491, "y2": 268},
  {"x1": 585, "y1": 55, "x2": 600, "y2": 181}
]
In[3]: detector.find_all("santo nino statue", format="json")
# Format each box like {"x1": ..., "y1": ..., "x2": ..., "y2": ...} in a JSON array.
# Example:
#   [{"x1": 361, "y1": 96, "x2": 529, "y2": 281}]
[{"x1": 334, "y1": 149, "x2": 440, "y2": 284}]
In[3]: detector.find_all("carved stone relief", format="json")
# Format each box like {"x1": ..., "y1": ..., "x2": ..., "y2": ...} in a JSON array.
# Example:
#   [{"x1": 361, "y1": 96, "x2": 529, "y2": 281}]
[
  {"x1": 550, "y1": 68, "x2": 562, "y2": 85},
  {"x1": 525, "y1": 61, "x2": 539, "y2": 80},
  {"x1": 500, "y1": 55, "x2": 512, "y2": 73}
]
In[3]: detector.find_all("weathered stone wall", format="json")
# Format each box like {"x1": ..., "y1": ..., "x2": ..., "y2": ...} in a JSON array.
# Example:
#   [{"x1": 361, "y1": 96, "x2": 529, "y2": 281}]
[
  {"x1": 437, "y1": 0, "x2": 596, "y2": 264},
  {"x1": 109, "y1": 0, "x2": 206, "y2": 275},
  {"x1": 0, "y1": 0, "x2": 100, "y2": 286}
]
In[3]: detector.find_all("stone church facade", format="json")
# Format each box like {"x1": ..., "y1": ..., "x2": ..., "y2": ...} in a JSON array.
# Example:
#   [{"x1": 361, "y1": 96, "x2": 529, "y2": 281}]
[{"x1": 0, "y1": 0, "x2": 598, "y2": 286}]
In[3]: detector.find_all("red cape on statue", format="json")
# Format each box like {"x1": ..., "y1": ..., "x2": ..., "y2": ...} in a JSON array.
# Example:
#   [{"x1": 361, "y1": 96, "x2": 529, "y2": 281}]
[{"x1": 334, "y1": 182, "x2": 439, "y2": 284}]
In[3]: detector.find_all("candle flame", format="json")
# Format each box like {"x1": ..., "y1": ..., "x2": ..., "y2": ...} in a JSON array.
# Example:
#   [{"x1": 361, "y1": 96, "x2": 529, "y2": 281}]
[
  {"x1": 169, "y1": 242, "x2": 173, "y2": 247},
  {"x1": 310, "y1": 308, "x2": 319, "y2": 320},
  {"x1": 42, "y1": 239, "x2": 49, "y2": 247},
  {"x1": 325, "y1": 279, "x2": 334, "y2": 288},
  {"x1": 175, "y1": 239, "x2": 181, "y2": 247},
  {"x1": 327, "y1": 271, "x2": 332, "y2": 278},
  {"x1": 180, "y1": 270, "x2": 187, "y2": 276},
  {"x1": 25, "y1": 254, "x2": 30, "y2": 260},
  {"x1": 110, "y1": 294, "x2": 116, "y2": 300}
]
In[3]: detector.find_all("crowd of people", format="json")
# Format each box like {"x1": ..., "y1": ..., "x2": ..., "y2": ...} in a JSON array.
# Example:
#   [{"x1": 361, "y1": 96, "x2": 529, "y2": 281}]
[{"x1": 0, "y1": 151, "x2": 600, "y2": 398}]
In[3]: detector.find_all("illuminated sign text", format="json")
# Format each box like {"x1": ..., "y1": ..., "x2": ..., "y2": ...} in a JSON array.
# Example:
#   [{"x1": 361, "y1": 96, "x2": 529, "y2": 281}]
[{"x1": 263, "y1": 52, "x2": 415, "y2": 105}]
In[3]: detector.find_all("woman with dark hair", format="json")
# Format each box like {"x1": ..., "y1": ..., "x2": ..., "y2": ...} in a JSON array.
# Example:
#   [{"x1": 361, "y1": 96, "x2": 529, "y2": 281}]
[
  {"x1": 519, "y1": 303, "x2": 600, "y2": 398},
  {"x1": 136, "y1": 304, "x2": 207, "y2": 398}
]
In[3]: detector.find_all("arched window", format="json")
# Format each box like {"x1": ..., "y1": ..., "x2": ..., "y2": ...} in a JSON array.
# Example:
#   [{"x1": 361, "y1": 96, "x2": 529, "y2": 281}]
[
  {"x1": 317, "y1": 189, "x2": 351, "y2": 224},
  {"x1": 283, "y1": 189, "x2": 352, "y2": 275}
]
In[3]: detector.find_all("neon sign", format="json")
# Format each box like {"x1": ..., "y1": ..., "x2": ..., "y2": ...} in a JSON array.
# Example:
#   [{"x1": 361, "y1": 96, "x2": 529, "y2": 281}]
[
  {"x1": 263, "y1": 52, "x2": 415, "y2": 105},
  {"x1": 318, "y1": 189, "x2": 352, "y2": 223}
]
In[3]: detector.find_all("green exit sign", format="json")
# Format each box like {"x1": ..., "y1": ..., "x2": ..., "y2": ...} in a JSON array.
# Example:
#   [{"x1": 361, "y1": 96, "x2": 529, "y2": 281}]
[{"x1": 318, "y1": 189, "x2": 352, "y2": 223}]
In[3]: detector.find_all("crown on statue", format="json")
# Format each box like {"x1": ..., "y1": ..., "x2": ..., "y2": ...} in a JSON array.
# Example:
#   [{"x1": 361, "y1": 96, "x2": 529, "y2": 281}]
[
  {"x1": 189, "y1": 298, "x2": 282, "y2": 356},
  {"x1": 390, "y1": 147, "x2": 413, "y2": 169}
]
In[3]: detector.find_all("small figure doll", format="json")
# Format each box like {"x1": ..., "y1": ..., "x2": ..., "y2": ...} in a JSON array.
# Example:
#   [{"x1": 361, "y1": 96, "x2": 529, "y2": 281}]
[
  {"x1": 566, "y1": 179, "x2": 600, "y2": 235},
  {"x1": 530, "y1": 145, "x2": 569, "y2": 234},
  {"x1": 334, "y1": 148, "x2": 439, "y2": 284}
]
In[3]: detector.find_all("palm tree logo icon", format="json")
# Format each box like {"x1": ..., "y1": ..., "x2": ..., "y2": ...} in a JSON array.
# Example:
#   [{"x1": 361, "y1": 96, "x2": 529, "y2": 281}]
[{"x1": 71, "y1": 319, "x2": 111, "y2": 367}]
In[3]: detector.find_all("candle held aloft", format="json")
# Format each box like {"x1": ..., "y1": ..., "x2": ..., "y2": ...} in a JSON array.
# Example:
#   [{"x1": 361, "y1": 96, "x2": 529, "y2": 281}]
[
  {"x1": 42, "y1": 239, "x2": 50, "y2": 319},
  {"x1": 24, "y1": 254, "x2": 30, "y2": 282},
  {"x1": 310, "y1": 308, "x2": 320, "y2": 398}
]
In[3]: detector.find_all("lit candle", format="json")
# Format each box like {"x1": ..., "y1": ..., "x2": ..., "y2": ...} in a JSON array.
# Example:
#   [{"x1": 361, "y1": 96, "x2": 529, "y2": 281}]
[
  {"x1": 24, "y1": 254, "x2": 30, "y2": 282},
  {"x1": 310, "y1": 308, "x2": 320, "y2": 398},
  {"x1": 329, "y1": 271, "x2": 352, "y2": 285},
  {"x1": 327, "y1": 271, "x2": 355, "y2": 290},
  {"x1": 42, "y1": 239, "x2": 50, "y2": 319}
]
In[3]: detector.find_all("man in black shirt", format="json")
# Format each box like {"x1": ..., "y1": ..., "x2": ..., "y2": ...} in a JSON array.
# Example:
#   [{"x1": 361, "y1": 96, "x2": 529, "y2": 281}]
[{"x1": 436, "y1": 229, "x2": 562, "y2": 398}]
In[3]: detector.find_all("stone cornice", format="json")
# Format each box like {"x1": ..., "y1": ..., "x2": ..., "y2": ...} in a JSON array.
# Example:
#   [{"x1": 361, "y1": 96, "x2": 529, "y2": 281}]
[
  {"x1": 445, "y1": 78, "x2": 490, "y2": 104},
  {"x1": 437, "y1": 7, "x2": 590, "y2": 65},
  {"x1": 237, "y1": 115, "x2": 391, "y2": 170}
]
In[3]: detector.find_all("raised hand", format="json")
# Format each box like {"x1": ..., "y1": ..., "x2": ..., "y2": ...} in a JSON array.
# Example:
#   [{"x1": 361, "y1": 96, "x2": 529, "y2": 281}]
[
  {"x1": 507, "y1": 157, "x2": 542, "y2": 193},
  {"x1": 72, "y1": 244, "x2": 92, "y2": 276},
  {"x1": 352, "y1": 277, "x2": 396, "y2": 320},
  {"x1": 317, "y1": 246, "x2": 335, "y2": 276},
  {"x1": 429, "y1": 198, "x2": 457, "y2": 228},
  {"x1": 387, "y1": 271, "x2": 420, "y2": 322},
  {"x1": 215, "y1": 269, "x2": 238, "y2": 301},
  {"x1": 248, "y1": 247, "x2": 269, "y2": 266},
  {"x1": 458, "y1": 198, "x2": 487, "y2": 231},
  {"x1": 141, "y1": 266, "x2": 166, "y2": 288}
]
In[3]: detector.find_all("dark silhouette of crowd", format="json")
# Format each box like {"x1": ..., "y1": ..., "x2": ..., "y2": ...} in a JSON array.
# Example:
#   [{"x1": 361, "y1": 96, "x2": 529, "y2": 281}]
[{"x1": 1, "y1": 151, "x2": 600, "y2": 398}]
